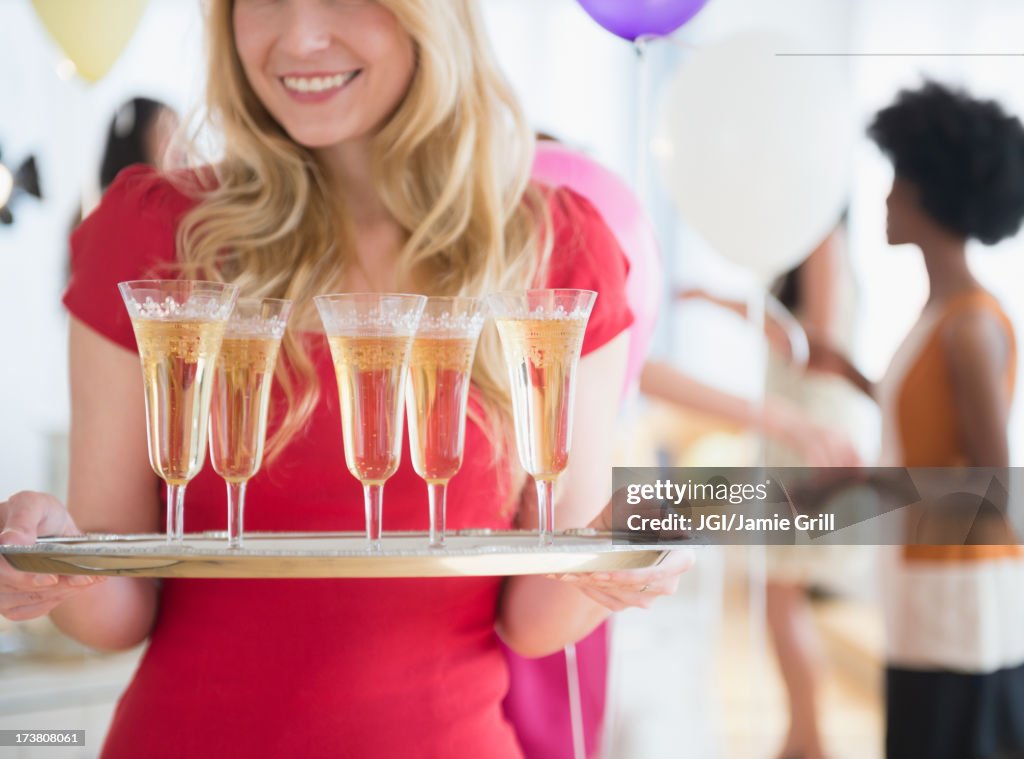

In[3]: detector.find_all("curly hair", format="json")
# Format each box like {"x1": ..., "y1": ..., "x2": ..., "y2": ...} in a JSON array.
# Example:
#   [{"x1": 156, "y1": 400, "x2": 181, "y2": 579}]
[{"x1": 868, "y1": 81, "x2": 1024, "y2": 245}]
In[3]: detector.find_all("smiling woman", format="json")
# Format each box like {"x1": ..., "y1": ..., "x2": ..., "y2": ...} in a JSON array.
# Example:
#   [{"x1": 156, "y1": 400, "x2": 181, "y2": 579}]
[
  {"x1": 232, "y1": 0, "x2": 415, "y2": 145},
  {"x1": 0, "y1": 0, "x2": 693, "y2": 757}
]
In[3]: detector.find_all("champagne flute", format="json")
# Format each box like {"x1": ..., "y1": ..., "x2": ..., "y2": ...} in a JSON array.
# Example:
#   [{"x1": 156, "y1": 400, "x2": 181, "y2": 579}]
[
  {"x1": 316, "y1": 293, "x2": 425, "y2": 551},
  {"x1": 405, "y1": 297, "x2": 486, "y2": 548},
  {"x1": 119, "y1": 280, "x2": 238, "y2": 543},
  {"x1": 487, "y1": 289, "x2": 596, "y2": 546},
  {"x1": 208, "y1": 298, "x2": 292, "y2": 549}
]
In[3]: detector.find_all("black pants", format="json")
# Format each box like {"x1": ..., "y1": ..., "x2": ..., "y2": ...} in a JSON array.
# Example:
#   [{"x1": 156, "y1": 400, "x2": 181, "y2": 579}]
[{"x1": 887, "y1": 664, "x2": 1024, "y2": 759}]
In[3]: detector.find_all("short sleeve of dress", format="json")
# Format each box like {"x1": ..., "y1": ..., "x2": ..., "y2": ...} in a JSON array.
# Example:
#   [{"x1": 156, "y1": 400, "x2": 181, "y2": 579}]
[
  {"x1": 63, "y1": 164, "x2": 197, "y2": 352},
  {"x1": 542, "y1": 186, "x2": 634, "y2": 356}
]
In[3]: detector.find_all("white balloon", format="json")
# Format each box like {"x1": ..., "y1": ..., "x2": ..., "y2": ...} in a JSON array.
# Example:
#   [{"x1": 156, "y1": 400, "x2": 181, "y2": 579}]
[{"x1": 654, "y1": 31, "x2": 855, "y2": 280}]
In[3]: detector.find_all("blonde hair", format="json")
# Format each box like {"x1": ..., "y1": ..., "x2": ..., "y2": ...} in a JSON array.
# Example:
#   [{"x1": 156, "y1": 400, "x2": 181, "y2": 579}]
[{"x1": 176, "y1": 0, "x2": 551, "y2": 477}]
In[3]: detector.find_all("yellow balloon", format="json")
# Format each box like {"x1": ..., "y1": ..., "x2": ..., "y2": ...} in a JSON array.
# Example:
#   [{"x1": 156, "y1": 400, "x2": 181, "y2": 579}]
[{"x1": 31, "y1": 0, "x2": 149, "y2": 83}]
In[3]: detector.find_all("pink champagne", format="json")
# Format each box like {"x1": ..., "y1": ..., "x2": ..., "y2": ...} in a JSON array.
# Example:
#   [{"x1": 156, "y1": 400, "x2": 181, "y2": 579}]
[
  {"x1": 209, "y1": 336, "x2": 281, "y2": 483},
  {"x1": 327, "y1": 334, "x2": 412, "y2": 484},
  {"x1": 494, "y1": 317, "x2": 587, "y2": 480},
  {"x1": 406, "y1": 336, "x2": 477, "y2": 484},
  {"x1": 132, "y1": 318, "x2": 226, "y2": 485}
]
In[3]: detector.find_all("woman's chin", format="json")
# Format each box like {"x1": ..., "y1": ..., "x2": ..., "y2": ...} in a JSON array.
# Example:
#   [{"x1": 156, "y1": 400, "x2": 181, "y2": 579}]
[
  {"x1": 886, "y1": 229, "x2": 906, "y2": 246},
  {"x1": 280, "y1": 123, "x2": 367, "y2": 152}
]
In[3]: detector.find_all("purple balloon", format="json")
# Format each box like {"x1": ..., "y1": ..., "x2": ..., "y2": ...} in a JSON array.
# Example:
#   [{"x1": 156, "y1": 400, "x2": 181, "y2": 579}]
[{"x1": 577, "y1": 0, "x2": 710, "y2": 42}]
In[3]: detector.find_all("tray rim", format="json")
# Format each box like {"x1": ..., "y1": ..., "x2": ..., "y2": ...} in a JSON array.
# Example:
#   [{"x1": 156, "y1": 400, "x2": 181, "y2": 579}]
[
  {"x1": 0, "y1": 530, "x2": 689, "y2": 578},
  {"x1": 0, "y1": 529, "x2": 684, "y2": 555}
]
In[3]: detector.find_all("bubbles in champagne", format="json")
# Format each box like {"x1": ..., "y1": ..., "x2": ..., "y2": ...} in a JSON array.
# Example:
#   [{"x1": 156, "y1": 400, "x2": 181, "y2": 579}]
[
  {"x1": 209, "y1": 336, "x2": 281, "y2": 482},
  {"x1": 494, "y1": 318, "x2": 587, "y2": 370},
  {"x1": 328, "y1": 335, "x2": 413, "y2": 371},
  {"x1": 407, "y1": 336, "x2": 478, "y2": 483},
  {"x1": 134, "y1": 319, "x2": 226, "y2": 365},
  {"x1": 410, "y1": 335, "x2": 476, "y2": 372},
  {"x1": 216, "y1": 336, "x2": 281, "y2": 371},
  {"x1": 494, "y1": 318, "x2": 587, "y2": 480},
  {"x1": 327, "y1": 335, "x2": 413, "y2": 484},
  {"x1": 131, "y1": 319, "x2": 226, "y2": 484}
]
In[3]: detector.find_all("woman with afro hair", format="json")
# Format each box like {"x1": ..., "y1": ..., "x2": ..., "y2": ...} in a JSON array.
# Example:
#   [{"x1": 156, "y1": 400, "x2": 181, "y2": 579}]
[{"x1": 811, "y1": 81, "x2": 1024, "y2": 759}]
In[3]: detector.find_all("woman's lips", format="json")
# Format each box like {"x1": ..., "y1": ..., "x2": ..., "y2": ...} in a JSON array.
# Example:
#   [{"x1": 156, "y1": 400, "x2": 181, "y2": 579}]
[{"x1": 280, "y1": 70, "x2": 362, "y2": 103}]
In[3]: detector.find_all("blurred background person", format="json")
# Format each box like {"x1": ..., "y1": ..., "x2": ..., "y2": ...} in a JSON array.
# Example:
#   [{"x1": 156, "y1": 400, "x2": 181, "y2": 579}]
[
  {"x1": 810, "y1": 81, "x2": 1024, "y2": 759},
  {"x1": 764, "y1": 213, "x2": 867, "y2": 759},
  {"x1": 665, "y1": 214, "x2": 871, "y2": 759},
  {"x1": 69, "y1": 96, "x2": 180, "y2": 245},
  {"x1": 98, "y1": 97, "x2": 179, "y2": 193}
]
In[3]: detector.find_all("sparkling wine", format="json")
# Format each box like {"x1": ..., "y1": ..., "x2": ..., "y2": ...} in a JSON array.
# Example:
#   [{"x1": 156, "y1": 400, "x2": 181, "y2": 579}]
[
  {"x1": 209, "y1": 336, "x2": 281, "y2": 483},
  {"x1": 132, "y1": 318, "x2": 226, "y2": 485},
  {"x1": 327, "y1": 334, "x2": 412, "y2": 484},
  {"x1": 494, "y1": 317, "x2": 587, "y2": 480},
  {"x1": 406, "y1": 336, "x2": 477, "y2": 484}
]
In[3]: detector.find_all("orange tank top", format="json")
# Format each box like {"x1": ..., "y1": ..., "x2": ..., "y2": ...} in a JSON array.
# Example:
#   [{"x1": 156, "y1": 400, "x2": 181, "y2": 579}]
[
  {"x1": 896, "y1": 290, "x2": 1019, "y2": 561},
  {"x1": 897, "y1": 289, "x2": 1016, "y2": 467}
]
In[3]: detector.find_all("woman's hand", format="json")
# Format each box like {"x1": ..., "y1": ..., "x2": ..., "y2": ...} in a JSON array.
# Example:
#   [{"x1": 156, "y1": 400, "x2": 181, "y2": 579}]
[
  {"x1": 0, "y1": 491, "x2": 105, "y2": 621},
  {"x1": 545, "y1": 491, "x2": 696, "y2": 613},
  {"x1": 803, "y1": 330, "x2": 875, "y2": 398},
  {"x1": 765, "y1": 399, "x2": 863, "y2": 468},
  {"x1": 547, "y1": 548, "x2": 695, "y2": 611},
  {"x1": 804, "y1": 331, "x2": 850, "y2": 375}
]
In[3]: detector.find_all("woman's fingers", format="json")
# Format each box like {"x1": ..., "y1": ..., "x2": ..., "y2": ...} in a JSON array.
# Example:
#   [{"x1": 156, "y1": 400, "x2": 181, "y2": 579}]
[
  {"x1": 0, "y1": 491, "x2": 88, "y2": 601},
  {"x1": 1, "y1": 491, "x2": 77, "y2": 541},
  {"x1": 552, "y1": 548, "x2": 694, "y2": 611},
  {"x1": 577, "y1": 586, "x2": 631, "y2": 612},
  {"x1": 0, "y1": 578, "x2": 102, "y2": 621},
  {"x1": 3, "y1": 598, "x2": 70, "y2": 622}
]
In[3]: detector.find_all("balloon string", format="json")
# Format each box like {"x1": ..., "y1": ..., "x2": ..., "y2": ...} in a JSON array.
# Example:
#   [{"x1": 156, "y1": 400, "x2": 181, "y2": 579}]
[
  {"x1": 747, "y1": 287, "x2": 769, "y2": 715},
  {"x1": 564, "y1": 643, "x2": 587, "y2": 759},
  {"x1": 634, "y1": 37, "x2": 651, "y2": 207}
]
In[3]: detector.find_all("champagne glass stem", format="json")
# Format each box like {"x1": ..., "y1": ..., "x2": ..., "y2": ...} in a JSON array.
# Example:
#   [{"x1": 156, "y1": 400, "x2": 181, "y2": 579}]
[
  {"x1": 167, "y1": 483, "x2": 186, "y2": 544},
  {"x1": 363, "y1": 483, "x2": 384, "y2": 552},
  {"x1": 427, "y1": 482, "x2": 448, "y2": 548},
  {"x1": 536, "y1": 478, "x2": 555, "y2": 546},
  {"x1": 226, "y1": 480, "x2": 248, "y2": 549}
]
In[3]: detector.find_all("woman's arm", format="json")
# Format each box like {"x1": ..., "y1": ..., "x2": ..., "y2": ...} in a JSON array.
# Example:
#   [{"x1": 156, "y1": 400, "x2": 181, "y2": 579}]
[
  {"x1": 46, "y1": 319, "x2": 161, "y2": 650},
  {"x1": 797, "y1": 228, "x2": 844, "y2": 343},
  {"x1": 639, "y1": 360, "x2": 859, "y2": 467},
  {"x1": 497, "y1": 334, "x2": 693, "y2": 657},
  {"x1": 804, "y1": 333, "x2": 875, "y2": 398},
  {"x1": 675, "y1": 289, "x2": 799, "y2": 358},
  {"x1": 944, "y1": 310, "x2": 1012, "y2": 467}
]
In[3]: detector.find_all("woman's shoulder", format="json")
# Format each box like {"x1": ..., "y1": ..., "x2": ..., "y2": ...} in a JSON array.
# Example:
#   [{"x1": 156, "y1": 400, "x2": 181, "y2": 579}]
[
  {"x1": 938, "y1": 288, "x2": 1016, "y2": 364},
  {"x1": 71, "y1": 164, "x2": 204, "y2": 279},
  {"x1": 536, "y1": 182, "x2": 606, "y2": 236},
  {"x1": 96, "y1": 164, "x2": 204, "y2": 225},
  {"x1": 64, "y1": 165, "x2": 210, "y2": 350},
  {"x1": 531, "y1": 182, "x2": 635, "y2": 355},
  {"x1": 939, "y1": 289, "x2": 1015, "y2": 340},
  {"x1": 533, "y1": 182, "x2": 623, "y2": 269}
]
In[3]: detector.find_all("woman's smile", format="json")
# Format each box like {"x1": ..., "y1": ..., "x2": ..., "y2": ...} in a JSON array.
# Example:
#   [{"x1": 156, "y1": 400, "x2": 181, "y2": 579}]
[{"x1": 279, "y1": 69, "x2": 363, "y2": 103}]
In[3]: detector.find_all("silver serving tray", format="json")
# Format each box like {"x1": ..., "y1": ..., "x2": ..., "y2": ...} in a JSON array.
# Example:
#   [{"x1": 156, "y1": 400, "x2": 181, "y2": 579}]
[{"x1": 0, "y1": 530, "x2": 677, "y2": 579}]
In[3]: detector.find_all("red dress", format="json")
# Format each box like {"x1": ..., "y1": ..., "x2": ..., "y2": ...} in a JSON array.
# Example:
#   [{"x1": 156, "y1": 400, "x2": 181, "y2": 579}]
[{"x1": 63, "y1": 165, "x2": 633, "y2": 759}]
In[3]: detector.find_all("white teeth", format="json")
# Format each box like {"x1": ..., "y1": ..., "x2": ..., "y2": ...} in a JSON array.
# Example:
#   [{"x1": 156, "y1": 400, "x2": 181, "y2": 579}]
[{"x1": 282, "y1": 72, "x2": 357, "y2": 94}]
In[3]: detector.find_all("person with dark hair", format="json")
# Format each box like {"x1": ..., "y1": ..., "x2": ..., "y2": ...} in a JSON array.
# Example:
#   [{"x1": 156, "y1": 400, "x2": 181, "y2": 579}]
[
  {"x1": 811, "y1": 81, "x2": 1024, "y2": 759},
  {"x1": 672, "y1": 216, "x2": 867, "y2": 759},
  {"x1": 98, "y1": 97, "x2": 179, "y2": 191},
  {"x1": 66, "y1": 98, "x2": 180, "y2": 281}
]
